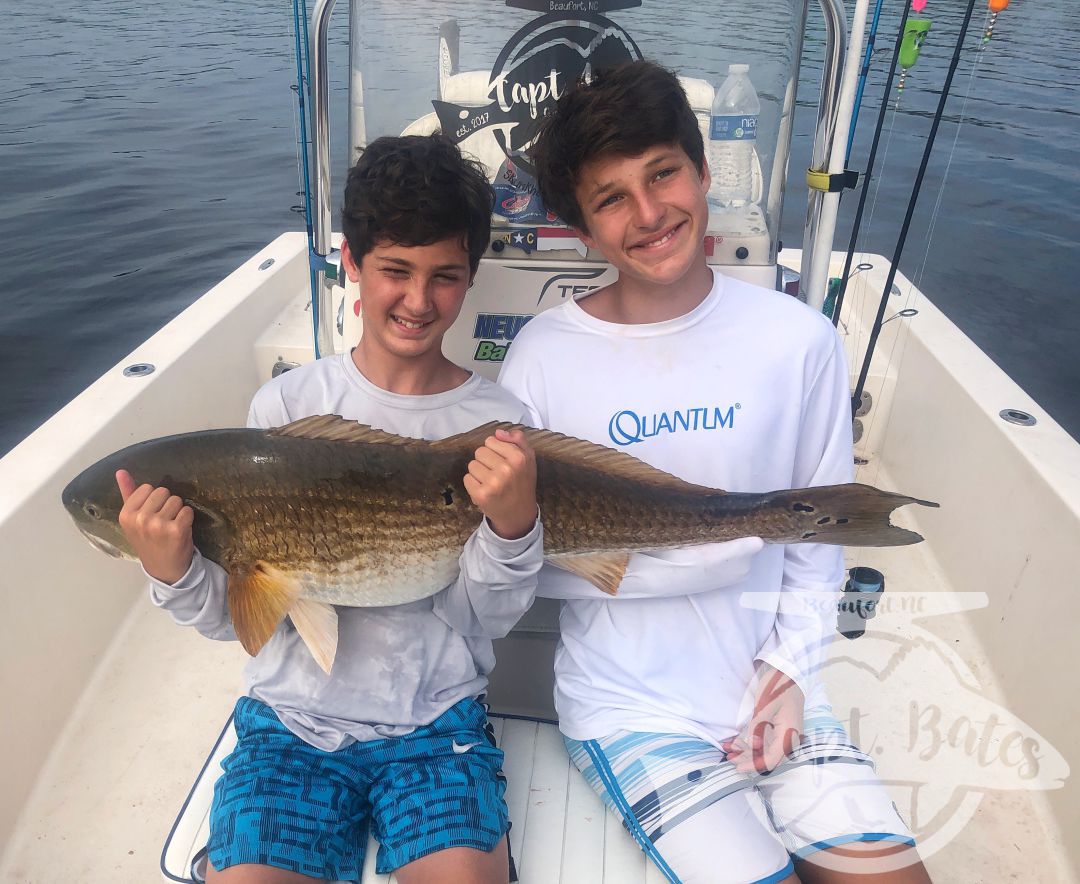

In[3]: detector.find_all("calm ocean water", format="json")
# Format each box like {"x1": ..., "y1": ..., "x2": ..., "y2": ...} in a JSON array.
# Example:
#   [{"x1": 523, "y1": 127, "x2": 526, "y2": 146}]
[{"x1": 1, "y1": 0, "x2": 1077, "y2": 457}]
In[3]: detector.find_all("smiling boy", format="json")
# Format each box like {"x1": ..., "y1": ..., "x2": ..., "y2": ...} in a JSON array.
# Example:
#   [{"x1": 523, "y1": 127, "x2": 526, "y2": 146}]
[
  {"x1": 117, "y1": 134, "x2": 541, "y2": 884},
  {"x1": 498, "y1": 62, "x2": 931, "y2": 883}
]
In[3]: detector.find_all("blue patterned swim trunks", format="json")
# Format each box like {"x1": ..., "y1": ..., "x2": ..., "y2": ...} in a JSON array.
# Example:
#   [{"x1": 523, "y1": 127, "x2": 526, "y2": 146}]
[{"x1": 207, "y1": 696, "x2": 509, "y2": 880}]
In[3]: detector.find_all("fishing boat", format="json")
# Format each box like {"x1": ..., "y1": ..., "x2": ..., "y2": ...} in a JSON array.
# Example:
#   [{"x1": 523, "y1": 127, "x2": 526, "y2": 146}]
[{"x1": 1, "y1": 0, "x2": 1075, "y2": 881}]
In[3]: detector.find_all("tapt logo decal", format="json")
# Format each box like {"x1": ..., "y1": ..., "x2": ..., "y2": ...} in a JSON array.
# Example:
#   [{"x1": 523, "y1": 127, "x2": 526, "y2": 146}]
[{"x1": 433, "y1": 3, "x2": 642, "y2": 173}]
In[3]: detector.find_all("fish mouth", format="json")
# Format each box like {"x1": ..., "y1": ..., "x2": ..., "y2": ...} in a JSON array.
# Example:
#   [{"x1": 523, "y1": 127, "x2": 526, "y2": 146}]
[{"x1": 78, "y1": 527, "x2": 135, "y2": 561}]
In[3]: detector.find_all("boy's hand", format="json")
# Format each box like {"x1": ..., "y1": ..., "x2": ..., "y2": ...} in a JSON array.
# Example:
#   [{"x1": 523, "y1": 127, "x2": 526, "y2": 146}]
[
  {"x1": 721, "y1": 663, "x2": 804, "y2": 775},
  {"x1": 116, "y1": 469, "x2": 195, "y2": 585},
  {"x1": 464, "y1": 428, "x2": 538, "y2": 540}
]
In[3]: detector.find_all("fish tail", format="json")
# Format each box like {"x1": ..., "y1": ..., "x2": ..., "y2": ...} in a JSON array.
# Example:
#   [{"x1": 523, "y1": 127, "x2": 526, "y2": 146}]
[{"x1": 759, "y1": 484, "x2": 938, "y2": 547}]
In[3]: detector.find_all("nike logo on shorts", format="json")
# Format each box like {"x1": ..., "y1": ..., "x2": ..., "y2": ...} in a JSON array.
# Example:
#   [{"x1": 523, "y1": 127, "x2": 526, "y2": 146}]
[{"x1": 452, "y1": 741, "x2": 480, "y2": 754}]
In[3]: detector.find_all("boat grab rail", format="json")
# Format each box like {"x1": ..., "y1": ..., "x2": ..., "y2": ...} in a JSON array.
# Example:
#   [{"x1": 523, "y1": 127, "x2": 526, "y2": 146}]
[
  {"x1": 309, "y1": 0, "x2": 340, "y2": 358},
  {"x1": 800, "y1": 0, "x2": 851, "y2": 308}
]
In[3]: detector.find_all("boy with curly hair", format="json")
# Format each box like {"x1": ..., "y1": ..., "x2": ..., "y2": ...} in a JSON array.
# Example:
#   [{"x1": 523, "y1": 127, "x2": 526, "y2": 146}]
[{"x1": 118, "y1": 134, "x2": 540, "y2": 883}]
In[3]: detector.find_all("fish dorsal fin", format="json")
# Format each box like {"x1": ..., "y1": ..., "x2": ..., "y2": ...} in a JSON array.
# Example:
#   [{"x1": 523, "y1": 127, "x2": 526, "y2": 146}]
[
  {"x1": 271, "y1": 418, "x2": 720, "y2": 497},
  {"x1": 549, "y1": 552, "x2": 631, "y2": 595},
  {"x1": 428, "y1": 421, "x2": 506, "y2": 451},
  {"x1": 434, "y1": 423, "x2": 723, "y2": 495},
  {"x1": 269, "y1": 415, "x2": 418, "y2": 445},
  {"x1": 227, "y1": 561, "x2": 304, "y2": 657},
  {"x1": 520, "y1": 426, "x2": 722, "y2": 495},
  {"x1": 289, "y1": 598, "x2": 339, "y2": 675}
]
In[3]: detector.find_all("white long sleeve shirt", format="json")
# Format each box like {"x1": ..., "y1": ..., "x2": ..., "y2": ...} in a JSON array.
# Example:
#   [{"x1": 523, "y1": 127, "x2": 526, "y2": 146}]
[
  {"x1": 498, "y1": 269, "x2": 852, "y2": 745},
  {"x1": 149, "y1": 353, "x2": 543, "y2": 751}
]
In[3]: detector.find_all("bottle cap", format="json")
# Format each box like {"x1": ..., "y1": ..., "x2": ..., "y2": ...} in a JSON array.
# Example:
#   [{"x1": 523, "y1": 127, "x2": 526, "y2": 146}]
[
  {"x1": 729, "y1": 63, "x2": 750, "y2": 74},
  {"x1": 847, "y1": 566, "x2": 884, "y2": 594}
]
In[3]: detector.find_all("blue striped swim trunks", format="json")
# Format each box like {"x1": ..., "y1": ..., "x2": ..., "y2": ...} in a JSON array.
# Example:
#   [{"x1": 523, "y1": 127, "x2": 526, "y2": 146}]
[
  {"x1": 207, "y1": 696, "x2": 509, "y2": 880},
  {"x1": 566, "y1": 706, "x2": 914, "y2": 884}
]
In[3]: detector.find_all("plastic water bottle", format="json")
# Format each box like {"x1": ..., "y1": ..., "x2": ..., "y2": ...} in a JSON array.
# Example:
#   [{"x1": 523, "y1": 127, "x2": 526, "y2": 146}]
[{"x1": 707, "y1": 64, "x2": 760, "y2": 210}]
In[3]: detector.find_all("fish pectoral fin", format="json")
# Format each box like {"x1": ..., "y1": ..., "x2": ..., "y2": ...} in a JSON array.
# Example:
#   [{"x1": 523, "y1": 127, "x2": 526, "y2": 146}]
[
  {"x1": 227, "y1": 562, "x2": 303, "y2": 657},
  {"x1": 289, "y1": 599, "x2": 339, "y2": 675},
  {"x1": 549, "y1": 552, "x2": 631, "y2": 596}
]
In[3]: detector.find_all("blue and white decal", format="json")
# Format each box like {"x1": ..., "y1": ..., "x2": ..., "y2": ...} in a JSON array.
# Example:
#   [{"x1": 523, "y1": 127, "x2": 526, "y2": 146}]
[{"x1": 608, "y1": 404, "x2": 741, "y2": 446}]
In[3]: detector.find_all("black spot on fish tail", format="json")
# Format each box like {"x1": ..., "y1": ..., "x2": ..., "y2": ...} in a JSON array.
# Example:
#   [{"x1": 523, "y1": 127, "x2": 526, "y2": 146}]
[
  {"x1": 442, "y1": 487, "x2": 455, "y2": 506},
  {"x1": 760, "y1": 484, "x2": 935, "y2": 546}
]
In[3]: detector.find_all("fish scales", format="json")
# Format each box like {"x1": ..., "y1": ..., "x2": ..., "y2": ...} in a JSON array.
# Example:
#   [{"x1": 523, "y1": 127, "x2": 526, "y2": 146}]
[
  {"x1": 528, "y1": 449, "x2": 759, "y2": 554},
  {"x1": 203, "y1": 434, "x2": 478, "y2": 604},
  {"x1": 532, "y1": 460, "x2": 693, "y2": 553}
]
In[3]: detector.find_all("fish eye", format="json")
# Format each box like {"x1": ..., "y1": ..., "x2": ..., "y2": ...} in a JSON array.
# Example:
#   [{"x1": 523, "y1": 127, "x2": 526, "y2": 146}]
[{"x1": 84, "y1": 503, "x2": 101, "y2": 519}]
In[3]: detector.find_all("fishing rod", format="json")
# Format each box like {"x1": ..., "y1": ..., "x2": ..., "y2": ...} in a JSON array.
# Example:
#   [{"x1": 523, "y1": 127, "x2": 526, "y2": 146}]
[
  {"x1": 846, "y1": 0, "x2": 889, "y2": 164},
  {"x1": 831, "y1": 0, "x2": 912, "y2": 331},
  {"x1": 850, "y1": 0, "x2": 981, "y2": 418}
]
